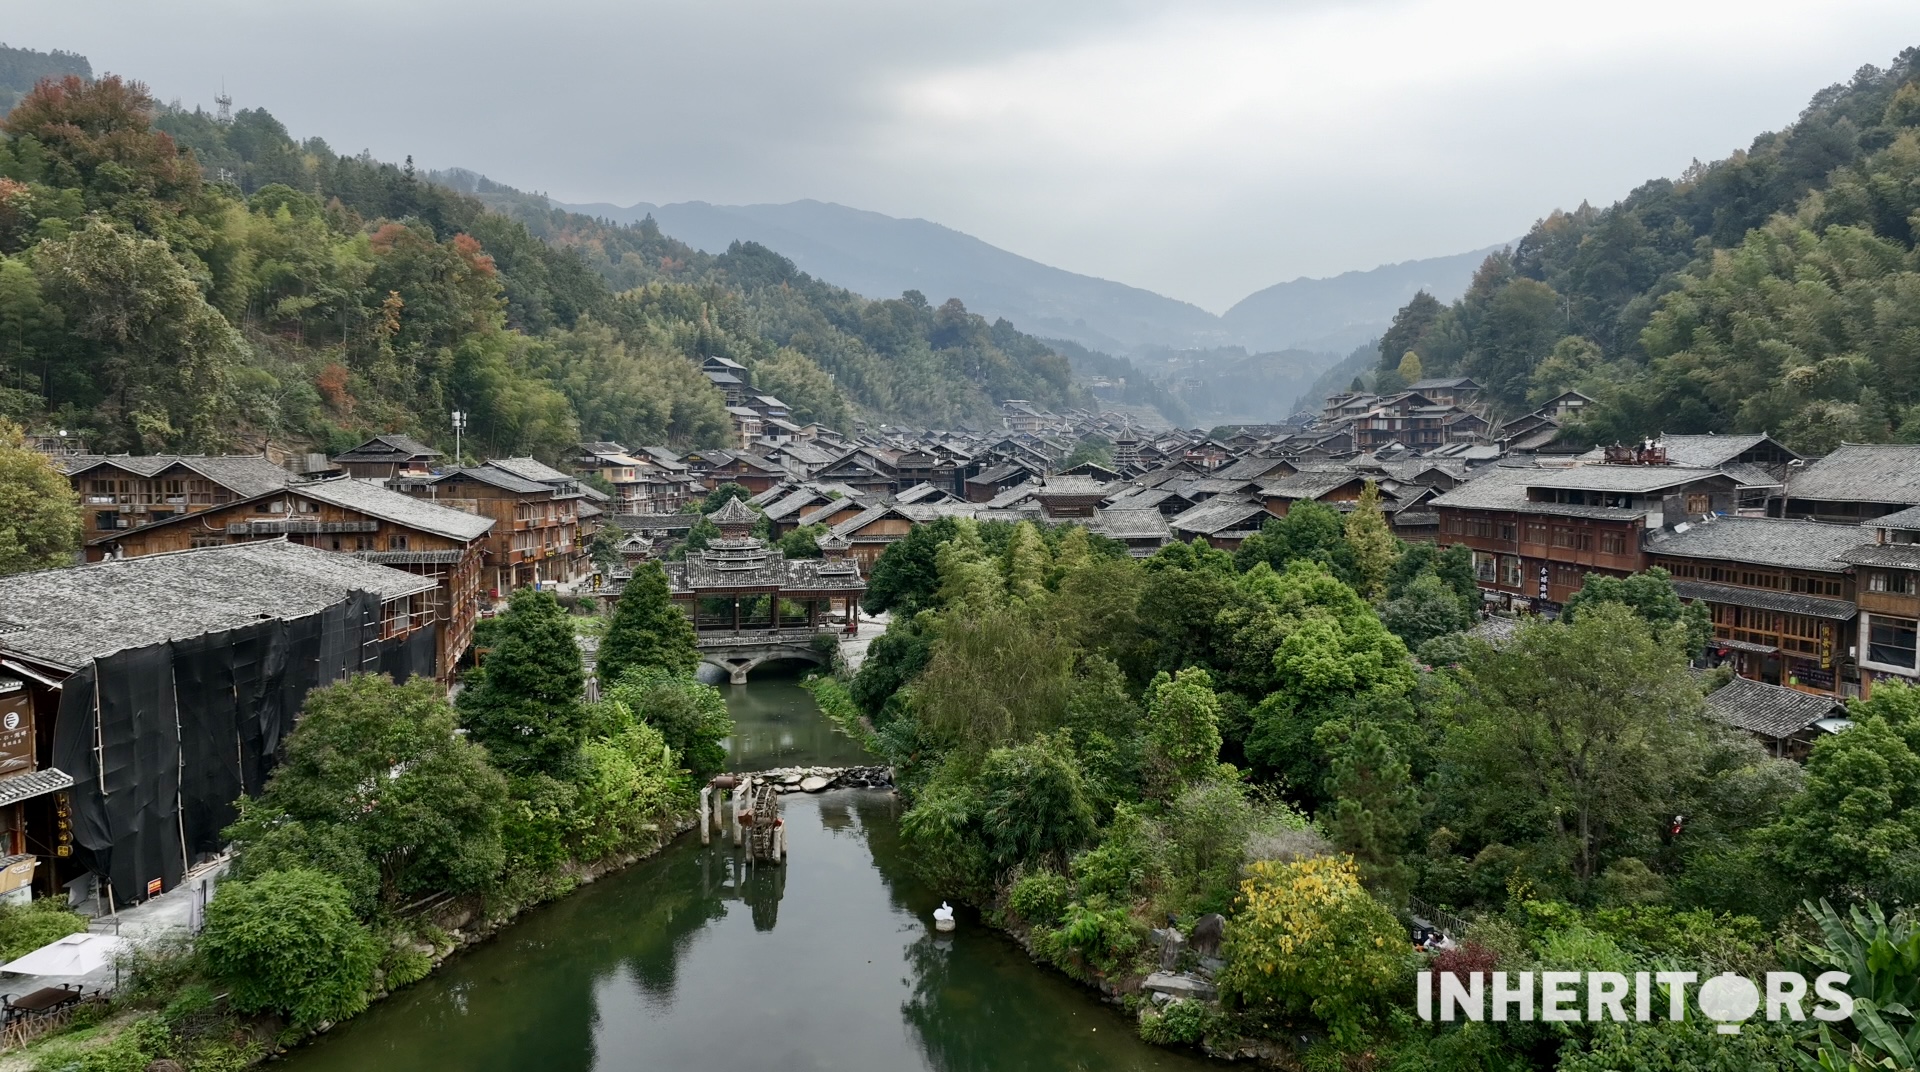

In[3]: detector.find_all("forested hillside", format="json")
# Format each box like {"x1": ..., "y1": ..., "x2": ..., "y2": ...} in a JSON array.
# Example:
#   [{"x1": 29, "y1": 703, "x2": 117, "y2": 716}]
[
  {"x1": 0, "y1": 62, "x2": 1088, "y2": 459},
  {"x1": 1377, "y1": 48, "x2": 1920, "y2": 450},
  {"x1": 0, "y1": 44, "x2": 88, "y2": 115}
]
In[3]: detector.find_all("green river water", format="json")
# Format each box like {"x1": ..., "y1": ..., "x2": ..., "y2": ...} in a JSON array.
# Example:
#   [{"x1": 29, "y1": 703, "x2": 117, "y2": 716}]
[{"x1": 285, "y1": 675, "x2": 1223, "y2": 1072}]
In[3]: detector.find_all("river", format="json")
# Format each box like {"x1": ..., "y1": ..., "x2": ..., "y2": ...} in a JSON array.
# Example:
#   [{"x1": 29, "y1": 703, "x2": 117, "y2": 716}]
[{"x1": 286, "y1": 674, "x2": 1222, "y2": 1072}]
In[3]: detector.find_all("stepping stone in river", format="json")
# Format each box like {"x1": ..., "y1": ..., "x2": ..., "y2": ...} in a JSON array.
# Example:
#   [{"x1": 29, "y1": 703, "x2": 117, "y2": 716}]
[{"x1": 799, "y1": 776, "x2": 830, "y2": 793}]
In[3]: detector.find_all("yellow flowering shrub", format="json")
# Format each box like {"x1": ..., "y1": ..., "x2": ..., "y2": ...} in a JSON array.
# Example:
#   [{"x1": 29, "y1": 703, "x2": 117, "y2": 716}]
[{"x1": 1216, "y1": 856, "x2": 1409, "y2": 1046}]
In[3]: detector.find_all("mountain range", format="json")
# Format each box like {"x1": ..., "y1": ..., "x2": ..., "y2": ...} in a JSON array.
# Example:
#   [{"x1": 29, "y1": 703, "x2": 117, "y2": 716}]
[{"x1": 554, "y1": 196, "x2": 1502, "y2": 360}]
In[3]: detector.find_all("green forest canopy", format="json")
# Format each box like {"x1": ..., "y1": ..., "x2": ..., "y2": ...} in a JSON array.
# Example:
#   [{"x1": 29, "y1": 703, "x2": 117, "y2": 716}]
[
  {"x1": 1378, "y1": 47, "x2": 1920, "y2": 455},
  {"x1": 0, "y1": 55, "x2": 1096, "y2": 459}
]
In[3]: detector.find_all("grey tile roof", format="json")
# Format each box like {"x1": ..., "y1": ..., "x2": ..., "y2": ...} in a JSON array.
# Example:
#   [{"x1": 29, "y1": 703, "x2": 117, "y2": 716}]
[
  {"x1": 1643, "y1": 517, "x2": 1862, "y2": 573},
  {"x1": 294, "y1": 478, "x2": 495, "y2": 541},
  {"x1": 1657, "y1": 434, "x2": 1783, "y2": 469},
  {"x1": 332, "y1": 434, "x2": 442, "y2": 462},
  {"x1": 1836, "y1": 543, "x2": 1920, "y2": 569},
  {"x1": 1169, "y1": 497, "x2": 1272, "y2": 536},
  {"x1": 1260, "y1": 470, "x2": 1365, "y2": 498},
  {"x1": 1787, "y1": 443, "x2": 1920, "y2": 505},
  {"x1": 1429, "y1": 466, "x2": 1647, "y2": 520},
  {"x1": 1521, "y1": 465, "x2": 1733, "y2": 493},
  {"x1": 0, "y1": 541, "x2": 436, "y2": 670},
  {"x1": 986, "y1": 482, "x2": 1042, "y2": 510},
  {"x1": 1036, "y1": 476, "x2": 1112, "y2": 498},
  {"x1": 0, "y1": 768, "x2": 74, "y2": 808},
  {"x1": 59, "y1": 454, "x2": 293, "y2": 497},
  {"x1": 1865, "y1": 505, "x2": 1920, "y2": 531},
  {"x1": 1088, "y1": 508, "x2": 1172, "y2": 541},
  {"x1": 1705, "y1": 675, "x2": 1846, "y2": 739},
  {"x1": 486, "y1": 457, "x2": 574, "y2": 484},
  {"x1": 1672, "y1": 580, "x2": 1857, "y2": 620},
  {"x1": 423, "y1": 466, "x2": 552, "y2": 494}
]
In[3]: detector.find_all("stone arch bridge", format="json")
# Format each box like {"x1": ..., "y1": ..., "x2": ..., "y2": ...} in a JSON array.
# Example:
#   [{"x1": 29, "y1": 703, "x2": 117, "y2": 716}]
[{"x1": 698, "y1": 629, "x2": 836, "y2": 684}]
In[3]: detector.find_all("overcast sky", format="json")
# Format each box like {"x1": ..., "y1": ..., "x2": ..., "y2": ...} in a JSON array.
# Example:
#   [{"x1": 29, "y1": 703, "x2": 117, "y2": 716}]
[{"x1": 16, "y1": 1, "x2": 1920, "y2": 310}]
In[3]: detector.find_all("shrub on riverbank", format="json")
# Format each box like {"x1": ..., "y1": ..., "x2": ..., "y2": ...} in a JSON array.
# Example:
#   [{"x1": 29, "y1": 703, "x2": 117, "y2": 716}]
[{"x1": 199, "y1": 869, "x2": 380, "y2": 1028}]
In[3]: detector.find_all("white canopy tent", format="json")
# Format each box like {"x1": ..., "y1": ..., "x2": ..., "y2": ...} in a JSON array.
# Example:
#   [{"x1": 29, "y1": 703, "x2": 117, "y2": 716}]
[{"x1": 2, "y1": 933, "x2": 123, "y2": 976}]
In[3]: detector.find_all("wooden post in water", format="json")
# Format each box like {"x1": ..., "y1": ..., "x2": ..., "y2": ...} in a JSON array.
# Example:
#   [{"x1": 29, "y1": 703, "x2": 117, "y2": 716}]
[{"x1": 698, "y1": 785, "x2": 712, "y2": 845}]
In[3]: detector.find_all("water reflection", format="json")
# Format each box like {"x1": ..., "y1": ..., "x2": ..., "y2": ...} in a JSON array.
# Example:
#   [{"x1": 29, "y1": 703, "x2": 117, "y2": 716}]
[{"x1": 720, "y1": 673, "x2": 872, "y2": 771}]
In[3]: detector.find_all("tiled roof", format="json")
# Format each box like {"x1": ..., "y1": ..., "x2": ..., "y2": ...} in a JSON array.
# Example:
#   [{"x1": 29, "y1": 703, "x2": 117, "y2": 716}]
[
  {"x1": 332, "y1": 434, "x2": 442, "y2": 462},
  {"x1": 1865, "y1": 504, "x2": 1920, "y2": 531},
  {"x1": 1520, "y1": 465, "x2": 1732, "y2": 493},
  {"x1": 1672, "y1": 580, "x2": 1857, "y2": 620},
  {"x1": 59, "y1": 454, "x2": 293, "y2": 497},
  {"x1": 1260, "y1": 470, "x2": 1365, "y2": 499},
  {"x1": 1657, "y1": 434, "x2": 1786, "y2": 469},
  {"x1": 486, "y1": 457, "x2": 574, "y2": 484},
  {"x1": 1836, "y1": 543, "x2": 1920, "y2": 569},
  {"x1": 294, "y1": 478, "x2": 495, "y2": 541},
  {"x1": 707, "y1": 497, "x2": 760, "y2": 525},
  {"x1": 0, "y1": 541, "x2": 435, "y2": 670},
  {"x1": 0, "y1": 768, "x2": 74, "y2": 808},
  {"x1": 1169, "y1": 497, "x2": 1272, "y2": 536},
  {"x1": 1643, "y1": 517, "x2": 1861, "y2": 573},
  {"x1": 1088, "y1": 508, "x2": 1172, "y2": 541},
  {"x1": 1705, "y1": 676, "x2": 1846, "y2": 739},
  {"x1": 1787, "y1": 443, "x2": 1920, "y2": 505}
]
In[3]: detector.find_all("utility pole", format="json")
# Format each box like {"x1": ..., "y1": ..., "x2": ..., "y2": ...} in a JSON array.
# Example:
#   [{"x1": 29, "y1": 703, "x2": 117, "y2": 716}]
[{"x1": 452, "y1": 409, "x2": 466, "y2": 466}]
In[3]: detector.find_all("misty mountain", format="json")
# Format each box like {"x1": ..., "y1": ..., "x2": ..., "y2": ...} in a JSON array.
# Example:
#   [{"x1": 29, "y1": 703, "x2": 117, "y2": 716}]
[
  {"x1": 555, "y1": 196, "x2": 1500, "y2": 358},
  {"x1": 1221, "y1": 244, "x2": 1509, "y2": 355},
  {"x1": 557, "y1": 197, "x2": 1227, "y2": 354}
]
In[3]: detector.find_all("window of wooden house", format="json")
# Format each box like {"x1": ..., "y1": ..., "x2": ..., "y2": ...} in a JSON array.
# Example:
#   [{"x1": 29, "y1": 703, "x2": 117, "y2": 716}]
[
  {"x1": 389, "y1": 534, "x2": 409, "y2": 551},
  {"x1": 1472, "y1": 551, "x2": 1498, "y2": 583},
  {"x1": 1574, "y1": 532, "x2": 1593, "y2": 551},
  {"x1": 1686, "y1": 493, "x2": 1711, "y2": 515},
  {"x1": 1525, "y1": 521, "x2": 1548, "y2": 544},
  {"x1": 1869, "y1": 571, "x2": 1917, "y2": 595},
  {"x1": 190, "y1": 535, "x2": 223, "y2": 549},
  {"x1": 1498, "y1": 523, "x2": 1516, "y2": 542},
  {"x1": 1501, "y1": 556, "x2": 1522, "y2": 587},
  {"x1": 1551, "y1": 527, "x2": 1574, "y2": 548},
  {"x1": 1868, "y1": 615, "x2": 1919, "y2": 669},
  {"x1": 1789, "y1": 575, "x2": 1844, "y2": 596},
  {"x1": 1600, "y1": 532, "x2": 1626, "y2": 555}
]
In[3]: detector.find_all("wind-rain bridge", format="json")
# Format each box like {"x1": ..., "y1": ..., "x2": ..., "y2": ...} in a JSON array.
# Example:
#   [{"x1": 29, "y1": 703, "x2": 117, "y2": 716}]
[{"x1": 662, "y1": 497, "x2": 866, "y2": 683}]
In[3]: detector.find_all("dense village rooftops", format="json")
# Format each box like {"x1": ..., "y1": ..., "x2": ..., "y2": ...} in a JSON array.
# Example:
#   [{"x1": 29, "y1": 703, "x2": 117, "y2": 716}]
[
  {"x1": 59, "y1": 453, "x2": 294, "y2": 497},
  {"x1": 1705, "y1": 675, "x2": 1848, "y2": 740},
  {"x1": 292, "y1": 477, "x2": 497, "y2": 541},
  {"x1": 1786, "y1": 443, "x2": 1920, "y2": 505},
  {"x1": 0, "y1": 540, "x2": 436, "y2": 671},
  {"x1": 1672, "y1": 580, "x2": 1857, "y2": 620},
  {"x1": 1643, "y1": 517, "x2": 1864, "y2": 573}
]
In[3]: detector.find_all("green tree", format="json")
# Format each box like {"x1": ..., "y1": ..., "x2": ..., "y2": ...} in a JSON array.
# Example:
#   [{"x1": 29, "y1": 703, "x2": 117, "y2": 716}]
[
  {"x1": 457, "y1": 588, "x2": 588, "y2": 775},
  {"x1": 934, "y1": 517, "x2": 1005, "y2": 614},
  {"x1": 1396, "y1": 349, "x2": 1424, "y2": 385},
  {"x1": 1380, "y1": 571, "x2": 1473, "y2": 649},
  {"x1": 0, "y1": 419, "x2": 77, "y2": 574},
  {"x1": 597, "y1": 562, "x2": 699, "y2": 683},
  {"x1": 601, "y1": 668, "x2": 734, "y2": 779},
  {"x1": 1436, "y1": 604, "x2": 1713, "y2": 885},
  {"x1": 32, "y1": 219, "x2": 243, "y2": 450},
  {"x1": 1761, "y1": 682, "x2": 1920, "y2": 904},
  {"x1": 1318, "y1": 722, "x2": 1418, "y2": 901},
  {"x1": 1342, "y1": 481, "x2": 1399, "y2": 601},
  {"x1": 1234, "y1": 501, "x2": 1354, "y2": 582},
  {"x1": 199, "y1": 868, "x2": 380, "y2": 1027},
  {"x1": 778, "y1": 523, "x2": 827, "y2": 559},
  {"x1": 976, "y1": 733, "x2": 1097, "y2": 869},
  {"x1": 863, "y1": 516, "x2": 959, "y2": 615},
  {"x1": 227, "y1": 676, "x2": 507, "y2": 910},
  {"x1": 999, "y1": 520, "x2": 1051, "y2": 601},
  {"x1": 915, "y1": 606, "x2": 1076, "y2": 755},
  {"x1": 1562, "y1": 567, "x2": 1711, "y2": 657},
  {"x1": 1142, "y1": 667, "x2": 1224, "y2": 797}
]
